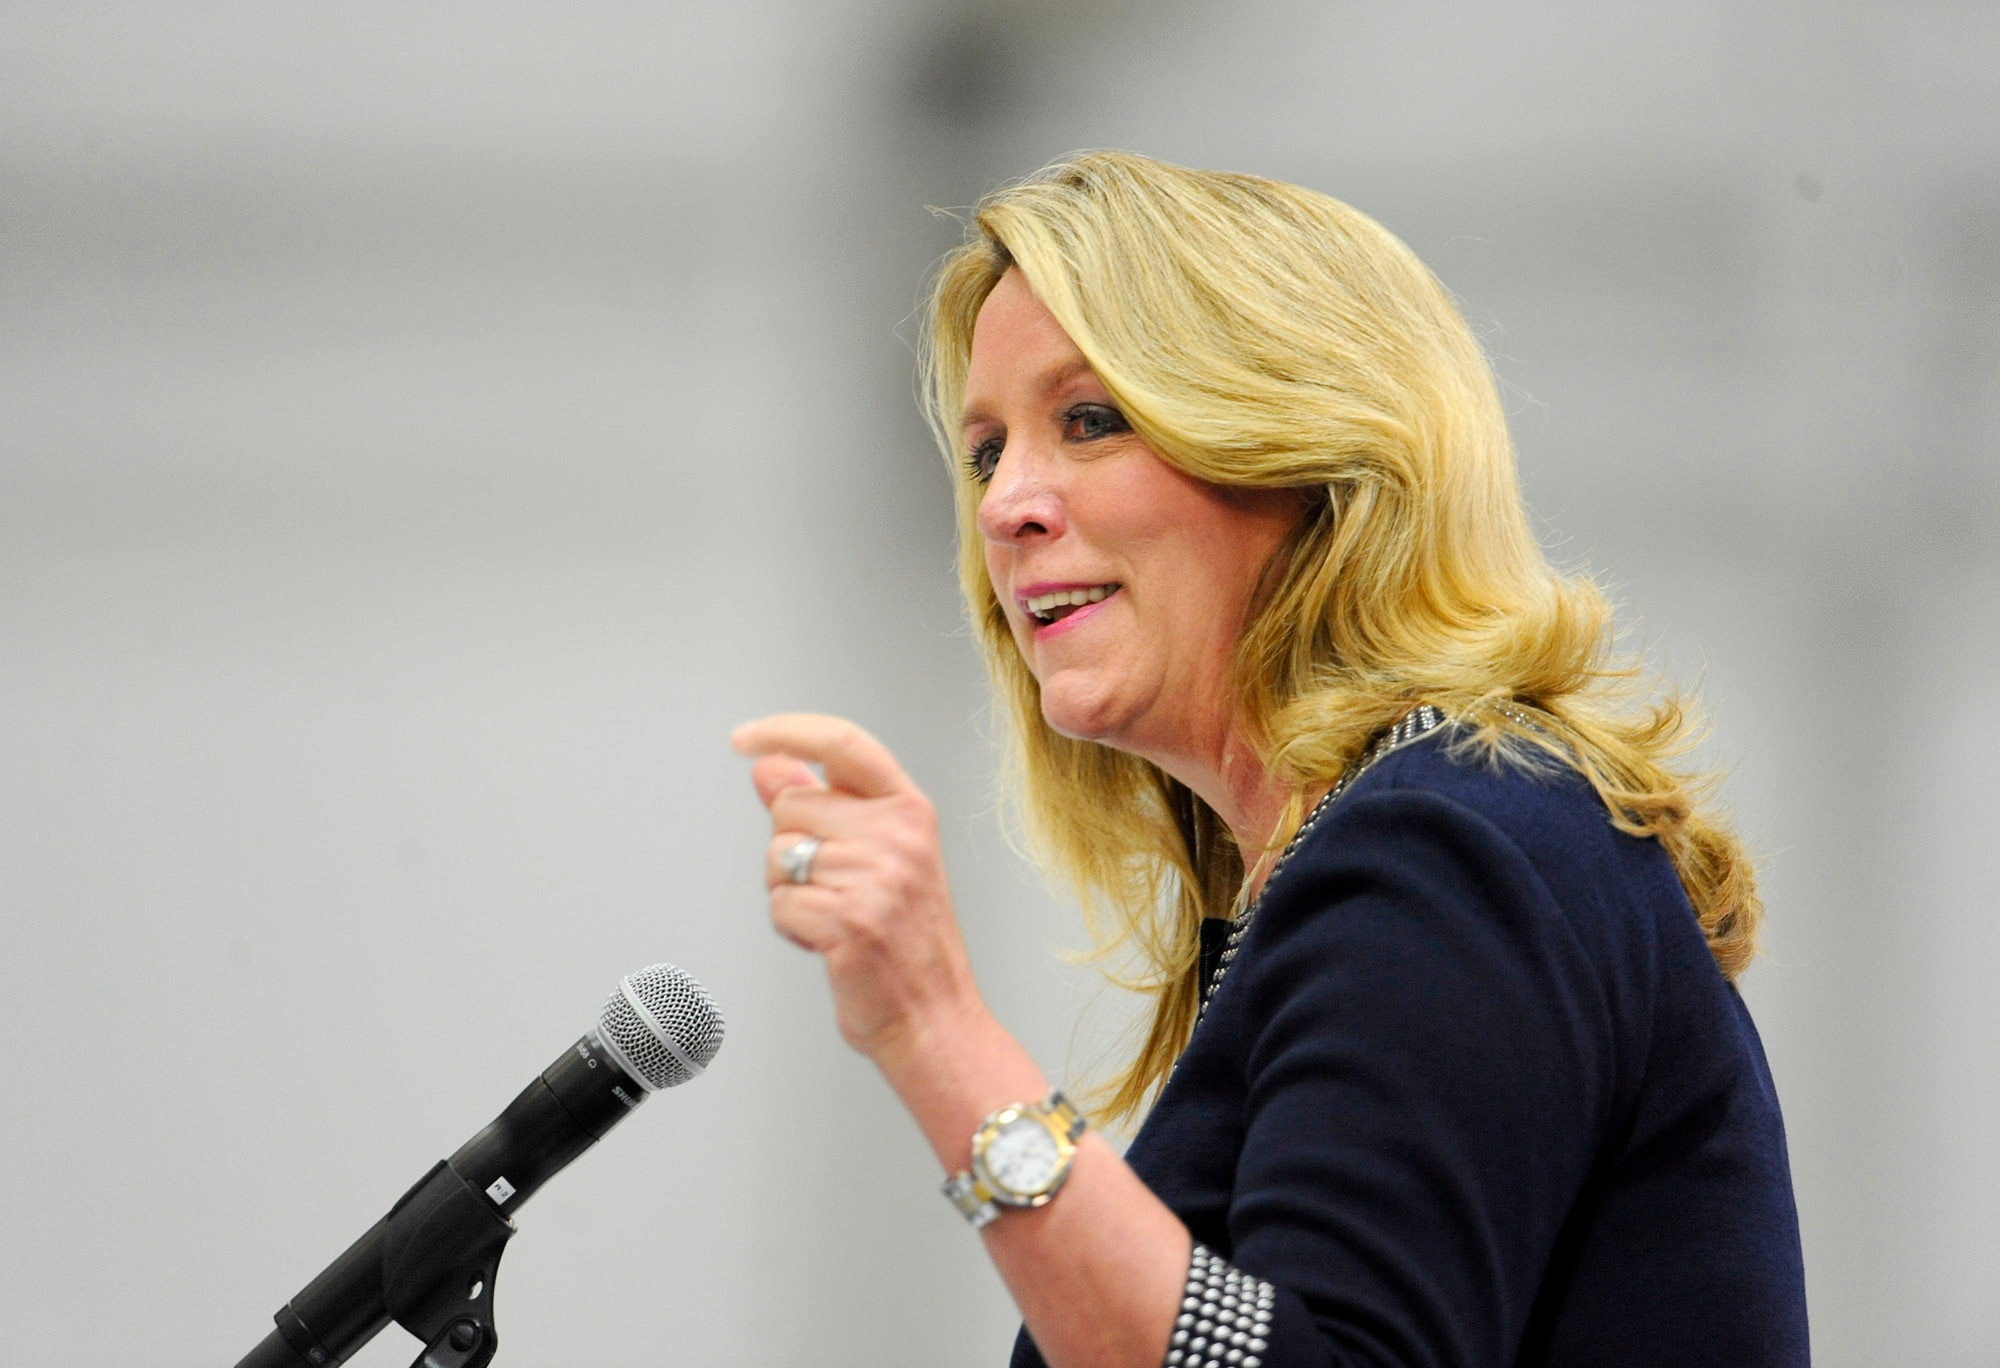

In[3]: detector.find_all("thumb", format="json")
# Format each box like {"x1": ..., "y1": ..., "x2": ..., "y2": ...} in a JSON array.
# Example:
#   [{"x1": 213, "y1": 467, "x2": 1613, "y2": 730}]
[{"x1": 748, "y1": 751, "x2": 824, "y2": 809}]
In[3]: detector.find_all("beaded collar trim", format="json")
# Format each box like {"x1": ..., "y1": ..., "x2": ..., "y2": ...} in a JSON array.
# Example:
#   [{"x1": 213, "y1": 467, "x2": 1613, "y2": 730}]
[{"x1": 1197, "y1": 704, "x2": 1448, "y2": 1020}]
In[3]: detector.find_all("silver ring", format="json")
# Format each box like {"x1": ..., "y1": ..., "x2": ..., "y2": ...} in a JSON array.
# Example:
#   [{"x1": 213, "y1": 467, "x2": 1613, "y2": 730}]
[{"x1": 780, "y1": 835, "x2": 823, "y2": 885}]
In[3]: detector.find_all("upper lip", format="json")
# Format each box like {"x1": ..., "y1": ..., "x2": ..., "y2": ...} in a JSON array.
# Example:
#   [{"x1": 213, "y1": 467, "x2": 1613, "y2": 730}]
[{"x1": 1015, "y1": 579, "x2": 1115, "y2": 601}]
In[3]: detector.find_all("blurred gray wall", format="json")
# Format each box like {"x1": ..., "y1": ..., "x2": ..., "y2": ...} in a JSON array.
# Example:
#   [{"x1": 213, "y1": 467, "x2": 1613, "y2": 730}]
[{"x1": 2, "y1": 2, "x2": 1994, "y2": 1364}]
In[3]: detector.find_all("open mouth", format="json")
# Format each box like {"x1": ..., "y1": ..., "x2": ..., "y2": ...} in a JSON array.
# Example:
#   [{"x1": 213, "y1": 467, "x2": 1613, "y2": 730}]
[{"x1": 1024, "y1": 584, "x2": 1120, "y2": 627}]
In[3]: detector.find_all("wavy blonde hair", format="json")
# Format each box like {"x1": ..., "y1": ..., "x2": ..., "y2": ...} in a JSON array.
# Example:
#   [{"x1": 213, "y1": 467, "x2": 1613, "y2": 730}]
[{"x1": 920, "y1": 151, "x2": 1761, "y2": 1125}]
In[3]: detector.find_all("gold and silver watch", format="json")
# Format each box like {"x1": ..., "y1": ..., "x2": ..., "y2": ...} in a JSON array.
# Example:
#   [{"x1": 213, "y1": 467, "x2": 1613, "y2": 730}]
[{"x1": 941, "y1": 1091, "x2": 1088, "y2": 1229}]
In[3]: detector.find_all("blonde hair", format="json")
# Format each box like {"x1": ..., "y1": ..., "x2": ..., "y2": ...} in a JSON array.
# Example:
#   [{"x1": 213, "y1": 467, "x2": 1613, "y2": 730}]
[{"x1": 920, "y1": 151, "x2": 1761, "y2": 1125}]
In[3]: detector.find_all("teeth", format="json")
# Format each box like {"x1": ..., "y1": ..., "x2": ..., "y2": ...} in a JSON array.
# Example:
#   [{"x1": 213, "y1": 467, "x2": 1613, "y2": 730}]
[{"x1": 1024, "y1": 585, "x2": 1115, "y2": 621}]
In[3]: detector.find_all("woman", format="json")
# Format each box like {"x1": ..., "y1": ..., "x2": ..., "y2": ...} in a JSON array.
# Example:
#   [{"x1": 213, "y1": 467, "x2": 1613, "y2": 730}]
[{"x1": 734, "y1": 152, "x2": 1808, "y2": 1368}]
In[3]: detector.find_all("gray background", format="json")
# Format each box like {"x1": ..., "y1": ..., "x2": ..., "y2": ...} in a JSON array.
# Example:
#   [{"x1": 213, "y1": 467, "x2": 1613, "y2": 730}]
[{"x1": 2, "y1": 2, "x2": 1994, "y2": 1364}]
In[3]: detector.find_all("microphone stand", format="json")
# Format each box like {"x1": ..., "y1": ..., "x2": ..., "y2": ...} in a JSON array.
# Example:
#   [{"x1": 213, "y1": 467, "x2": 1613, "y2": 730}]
[
  {"x1": 232, "y1": 961, "x2": 723, "y2": 1368},
  {"x1": 235, "y1": 1160, "x2": 516, "y2": 1368}
]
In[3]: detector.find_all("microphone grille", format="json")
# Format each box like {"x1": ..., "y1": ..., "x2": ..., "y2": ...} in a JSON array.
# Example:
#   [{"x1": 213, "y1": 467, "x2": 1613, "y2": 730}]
[{"x1": 597, "y1": 963, "x2": 725, "y2": 1091}]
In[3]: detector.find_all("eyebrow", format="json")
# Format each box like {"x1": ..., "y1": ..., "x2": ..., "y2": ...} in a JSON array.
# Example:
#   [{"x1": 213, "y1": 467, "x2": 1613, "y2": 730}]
[{"x1": 960, "y1": 357, "x2": 1104, "y2": 430}]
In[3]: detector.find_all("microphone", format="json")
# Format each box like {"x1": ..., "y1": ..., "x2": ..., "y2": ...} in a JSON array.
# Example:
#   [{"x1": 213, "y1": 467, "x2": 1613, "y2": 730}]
[{"x1": 236, "y1": 963, "x2": 724, "y2": 1368}]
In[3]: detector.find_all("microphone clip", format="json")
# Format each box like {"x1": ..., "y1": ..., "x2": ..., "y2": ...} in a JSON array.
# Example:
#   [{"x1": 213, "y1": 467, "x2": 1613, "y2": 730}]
[
  {"x1": 270, "y1": 1158, "x2": 515, "y2": 1368},
  {"x1": 383, "y1": 1160, "x2": 514, "y2": 1368}
]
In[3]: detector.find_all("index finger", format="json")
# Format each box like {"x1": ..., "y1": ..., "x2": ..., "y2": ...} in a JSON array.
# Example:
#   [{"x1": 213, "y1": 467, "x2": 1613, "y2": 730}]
[{"x1": 730, "y1": 713, "x2": 914, "y2": 800}]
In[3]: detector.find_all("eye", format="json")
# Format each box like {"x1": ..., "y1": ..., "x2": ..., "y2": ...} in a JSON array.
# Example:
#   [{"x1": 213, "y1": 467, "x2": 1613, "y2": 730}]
[
  {"x1": 1062, "y1": 403, "x2": 1130, "y2": 444},
  {"x1": 965, "y1": 434, "x2": 1005, "y2": 483}
]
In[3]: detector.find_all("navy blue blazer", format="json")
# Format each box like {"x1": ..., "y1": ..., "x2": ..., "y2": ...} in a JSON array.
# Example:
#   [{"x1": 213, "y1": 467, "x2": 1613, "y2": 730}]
[{"x1": 1012, "y1": 729, "x2": 1808, "y2": 1367}]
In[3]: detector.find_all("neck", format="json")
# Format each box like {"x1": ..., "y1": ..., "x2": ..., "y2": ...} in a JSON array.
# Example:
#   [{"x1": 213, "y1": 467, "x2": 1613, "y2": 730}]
[{"x1": 1150, "y1": 723, "x2": 1297, "y2": 912}]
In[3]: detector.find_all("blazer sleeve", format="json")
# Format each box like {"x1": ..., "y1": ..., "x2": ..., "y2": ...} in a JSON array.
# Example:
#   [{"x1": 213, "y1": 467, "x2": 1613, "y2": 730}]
[{"x1": 1219, "y1": 785, "x2": 1624, "y2": 1368}]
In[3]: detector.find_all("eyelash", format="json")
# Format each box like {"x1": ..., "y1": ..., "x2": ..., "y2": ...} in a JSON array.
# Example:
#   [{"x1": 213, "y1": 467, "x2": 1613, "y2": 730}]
[
  {"x1": 965, "y1": 403, "x2": 1130, "y2": 484},
  {"x1": 965, "y1": 436, "x2": 1005, "y2": 483}
]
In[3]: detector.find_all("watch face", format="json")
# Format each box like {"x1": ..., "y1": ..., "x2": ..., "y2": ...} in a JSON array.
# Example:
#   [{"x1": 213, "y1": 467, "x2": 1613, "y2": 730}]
[{"x1": 981, "y1": 1115, "x2": 1063, "y2": 1198}]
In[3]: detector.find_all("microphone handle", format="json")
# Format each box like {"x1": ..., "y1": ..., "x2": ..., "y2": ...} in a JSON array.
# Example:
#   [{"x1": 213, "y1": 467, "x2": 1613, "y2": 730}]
[
  {"x1": 450, "y1": 1029, "x2": 648, "y2": 1217},
  {"x1": 235, "y1": 1216, "x2": 391, "y2": 1368},
  {"x1": 235, "y1": 1033, "x2": 649, "y2": 1368}
]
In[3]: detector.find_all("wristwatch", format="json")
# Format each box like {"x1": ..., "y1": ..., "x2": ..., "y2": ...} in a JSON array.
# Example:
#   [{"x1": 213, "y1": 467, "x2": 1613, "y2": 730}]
[{"x1": 941, "y1": 1091, "x2": 1088, "y2": 1229}]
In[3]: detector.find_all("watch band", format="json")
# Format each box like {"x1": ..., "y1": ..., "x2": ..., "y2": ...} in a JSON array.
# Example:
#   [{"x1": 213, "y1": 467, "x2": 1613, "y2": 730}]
[
  {"x1": 1046, "y1": 1091, "x2": 1087, "y2": 1141},
  {"x1": 941, "y1": 1090, "x2": 1087, "y2": 1229},
  {"x1": 942, "y1": 1168, "x2": 1002, "y2": 1229}
]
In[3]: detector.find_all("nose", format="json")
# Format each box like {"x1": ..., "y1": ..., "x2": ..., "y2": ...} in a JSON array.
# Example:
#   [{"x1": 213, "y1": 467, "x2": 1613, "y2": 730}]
[{"x1": 976, "y1": 441, "x2": 1066, "y2": 546}]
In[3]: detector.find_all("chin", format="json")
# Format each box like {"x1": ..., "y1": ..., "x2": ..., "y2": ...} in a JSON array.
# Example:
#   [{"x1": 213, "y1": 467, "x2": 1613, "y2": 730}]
[{"x1": 1036, "y1": 680, "x2": 1137, "y2": 748}]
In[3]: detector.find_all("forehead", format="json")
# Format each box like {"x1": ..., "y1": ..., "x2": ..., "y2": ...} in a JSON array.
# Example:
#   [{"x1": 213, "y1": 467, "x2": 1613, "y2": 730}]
[{"x1": 963, "y1": 271, "x2": 1097, "y2": 418}]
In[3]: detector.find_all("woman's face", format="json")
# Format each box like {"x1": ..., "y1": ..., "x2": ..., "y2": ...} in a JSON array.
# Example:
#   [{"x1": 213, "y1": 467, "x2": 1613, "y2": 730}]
[{"x1": 965, "y1": 269, "x2": 1300, "y2": 770}]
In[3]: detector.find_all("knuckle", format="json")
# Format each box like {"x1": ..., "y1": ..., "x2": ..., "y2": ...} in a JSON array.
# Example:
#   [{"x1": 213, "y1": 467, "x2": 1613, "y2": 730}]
[
  {"x1": 884, "y1": 853, "x2": 930, "y2": 904},
  {"x1": 896, "y1": 792, "x2": 937, "y2": 830},
  {"x1": 885, "y1": 821, "x2": 934, "y2": 868},
  {"x1": 874, "y1": 857, "x2": 910, "y2": 900}
]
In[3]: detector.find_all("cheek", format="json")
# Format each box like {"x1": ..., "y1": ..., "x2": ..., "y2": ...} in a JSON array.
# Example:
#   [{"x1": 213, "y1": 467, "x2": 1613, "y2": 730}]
[
  {"x1": 1147, "y1": 510, "x2": 1292, "y2": 643},
  {"x1": 983, "y1": 547, "x2": 1009, "y2": 622},
  {"x1": 984, "y1": 549, "x2": 1031, "y2": 651}
]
